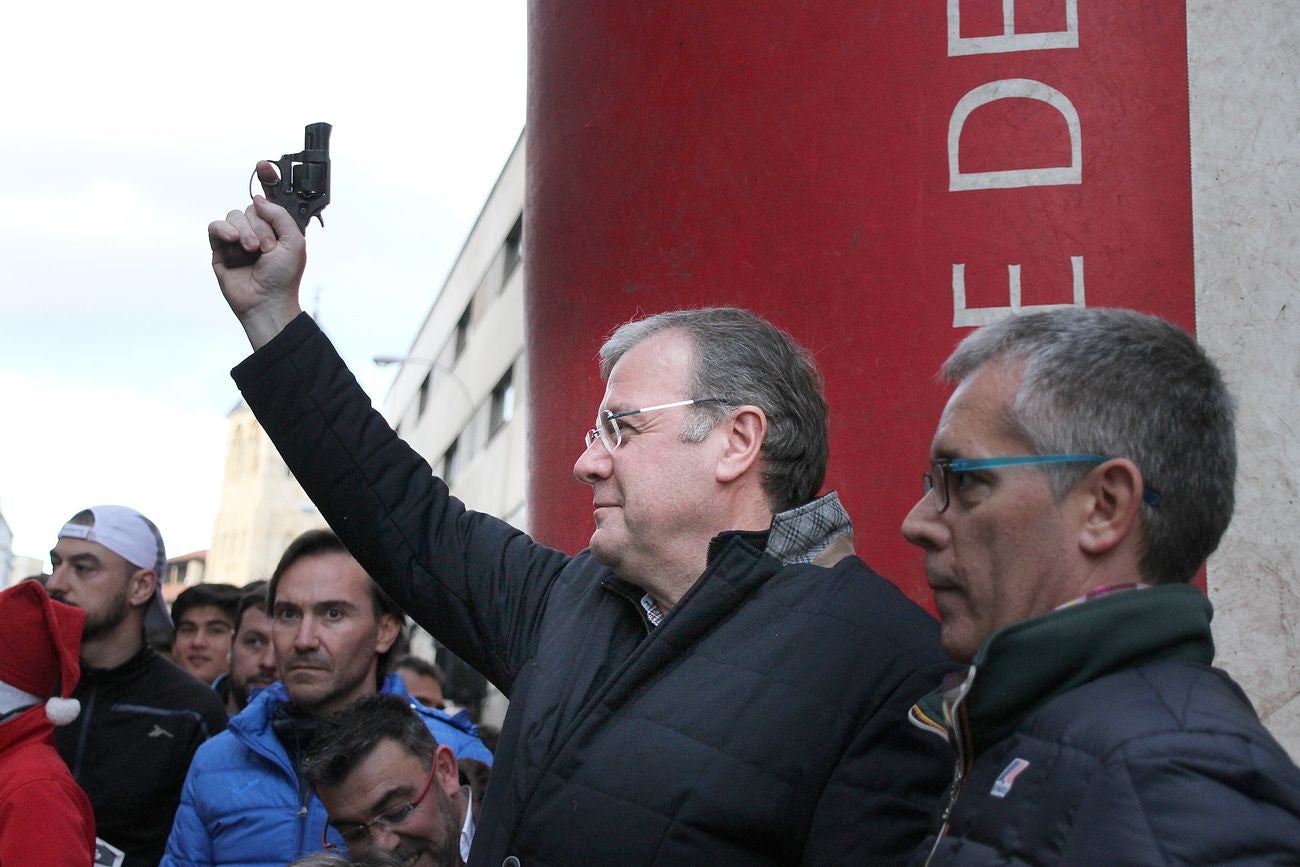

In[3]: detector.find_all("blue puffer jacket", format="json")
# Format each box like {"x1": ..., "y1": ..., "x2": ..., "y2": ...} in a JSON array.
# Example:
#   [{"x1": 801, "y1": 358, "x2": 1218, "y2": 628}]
[{"x1": 161, "y1": 674, "x2": 491, "y2": 866}]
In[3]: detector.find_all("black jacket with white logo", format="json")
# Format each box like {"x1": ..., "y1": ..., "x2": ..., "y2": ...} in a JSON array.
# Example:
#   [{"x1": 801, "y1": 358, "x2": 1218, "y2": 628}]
[{"x1": 56, "y1": 646, "x2": 228, "y2": 867}]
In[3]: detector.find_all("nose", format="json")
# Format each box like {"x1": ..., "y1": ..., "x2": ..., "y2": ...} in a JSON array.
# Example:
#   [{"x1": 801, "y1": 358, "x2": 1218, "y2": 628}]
[
  {"x1": 292, "y1": 616, "x2": 321, "y2": 652},
  {"x1": 259, "y1": 643, "x2": 279, "y2": 677},
  {"x1": 365, "y1": 822, "x2": 402, "y2": 853},
  {"x1": 46, "y1": 565, "x2": 71, "y2": 596},
  {"x1": 573, "y1": 437, "x2": 612, "y2": 485},
  {"x1": 901, "y1": 496, "x2": 946, "y2": 552}
]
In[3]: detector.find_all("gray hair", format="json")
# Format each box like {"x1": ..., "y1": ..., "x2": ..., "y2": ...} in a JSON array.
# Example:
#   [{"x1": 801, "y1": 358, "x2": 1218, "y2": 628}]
[
  {"x1": 288, "y1": 850, "x2": 406, "y2": 867},
  {"x1": 943, "y1": 307, "x2": 1236, "y2": 584},
  {"x1": 600, "y1": 308, "x2": 828, "y2": 511}
]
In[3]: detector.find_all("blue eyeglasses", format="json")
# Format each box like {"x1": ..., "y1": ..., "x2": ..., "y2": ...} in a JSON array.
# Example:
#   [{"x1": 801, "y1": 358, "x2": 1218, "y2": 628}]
[{"x1": 922, "y1": 454, "x2": 1163, "y2": 513}]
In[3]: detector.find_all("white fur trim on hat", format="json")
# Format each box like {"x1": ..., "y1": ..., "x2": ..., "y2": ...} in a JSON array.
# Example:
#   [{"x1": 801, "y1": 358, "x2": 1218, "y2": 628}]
[
  {"x1": 0, "y1": 681, "x2": 39, "y2": 717},
  {"x1": 45, "y1": 697, "x2": 81, "y2": 726}
]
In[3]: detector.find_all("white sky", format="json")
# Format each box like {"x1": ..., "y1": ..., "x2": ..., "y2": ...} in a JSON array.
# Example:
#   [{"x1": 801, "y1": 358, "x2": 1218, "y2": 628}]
[{"x1": 0, "y1": 2, "x2": 526, "y2": 564}]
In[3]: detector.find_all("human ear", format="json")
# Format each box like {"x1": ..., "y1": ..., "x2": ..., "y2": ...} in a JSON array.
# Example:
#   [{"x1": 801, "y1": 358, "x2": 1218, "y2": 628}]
[
  {"x1": 129, "y1": 569, "x2": 158, "y2": 608},
  {"x1": 374, "y1": 612, "x2": 402, "y2": 654},
  {"x1": 435, "y1": 745, "x2": 461, "y2": 798},
  {"x1": 714, "y1": 406, "x2": 767, "y2": 484},
  {"x1": 1077, "y1": 458, "x2": 1144, "y2": 556}
]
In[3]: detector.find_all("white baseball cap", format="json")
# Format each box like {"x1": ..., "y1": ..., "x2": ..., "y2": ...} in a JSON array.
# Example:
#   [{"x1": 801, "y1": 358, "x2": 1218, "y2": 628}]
[{"x1": 58, "y1": 505, "x2": 173, "y2": 634}]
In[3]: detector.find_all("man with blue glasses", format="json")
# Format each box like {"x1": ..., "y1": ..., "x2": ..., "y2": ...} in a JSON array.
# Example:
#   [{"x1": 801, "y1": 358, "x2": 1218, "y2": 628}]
[
  {"x1": 208, "y1": 189, "x2": 952, "y2": 865},
  {"x1": 902, "y1": 307, "x2": 1300, "y2": 864}
]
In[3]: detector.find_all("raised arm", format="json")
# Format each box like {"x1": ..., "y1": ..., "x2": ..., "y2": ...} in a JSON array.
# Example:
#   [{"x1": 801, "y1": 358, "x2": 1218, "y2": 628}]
[{"x1": 208, "y1": 163, "x2": 305, "y2": 349}]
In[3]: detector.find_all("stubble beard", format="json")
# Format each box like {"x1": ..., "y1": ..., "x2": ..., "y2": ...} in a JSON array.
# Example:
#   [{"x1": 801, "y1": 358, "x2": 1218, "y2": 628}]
[
  {"x1": 393, "y1": 785, "x2": 463, "y2": 867},
  {"x1": 80, "y1": 582, "x2": 131, "y2": 641}
]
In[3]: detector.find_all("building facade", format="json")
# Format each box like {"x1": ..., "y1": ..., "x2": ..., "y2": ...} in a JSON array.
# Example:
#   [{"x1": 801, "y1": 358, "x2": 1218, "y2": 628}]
[
  {"x1": 381, "y1": 132, "x2": 526, "y2": 728},
  {"x1": 205, "y1": 402, "x2": 328, "y2": 587}
]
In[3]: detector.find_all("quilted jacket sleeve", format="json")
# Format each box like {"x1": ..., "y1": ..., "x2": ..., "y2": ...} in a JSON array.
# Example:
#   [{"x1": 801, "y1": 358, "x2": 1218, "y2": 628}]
[
  {"x1": 1063, "y1": 728, "x2": 1300, "y2": 865},
  {"x1": 159, "y1": 759, "x2": 214, "y2": 867},
  {"x1": 802, "y1": 662, "x2": 956, "y2": 866},
  {"x1": 232, "y1": 313, "x2": 573, "y2": 693}
]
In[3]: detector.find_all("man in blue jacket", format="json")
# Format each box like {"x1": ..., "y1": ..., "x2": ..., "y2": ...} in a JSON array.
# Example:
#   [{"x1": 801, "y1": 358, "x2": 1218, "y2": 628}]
[
  {"x1": 163, "y1": 530, "x2": 491, "y2": 866},
  {"x1": 902, "y1": 308, "x2": 1300, "y2": 864}
]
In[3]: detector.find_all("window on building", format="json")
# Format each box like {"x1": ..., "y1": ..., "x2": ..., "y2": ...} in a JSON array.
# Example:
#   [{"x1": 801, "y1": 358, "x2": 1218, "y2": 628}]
[
  {"x1": 489, "y1": 366, "x2": 515, "y2": 438},
  {"x1": 455, "y1": 303, "x2": 472, "y2": 360},
  {"x1": 502, "y1": 216, "x2": 523, "y2": 287},
  {"x1": 417, "y1": 371, "x2": 432, "y2": 418},
  {"x1": 443, "y1": 436, "x2": 461, "y2": 485}
]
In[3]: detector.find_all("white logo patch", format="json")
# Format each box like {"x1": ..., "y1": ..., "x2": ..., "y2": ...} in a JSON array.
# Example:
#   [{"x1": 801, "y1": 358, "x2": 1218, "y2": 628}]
[{"x1": 990, "y1": 757, "x2": 1030, "y2": 798}]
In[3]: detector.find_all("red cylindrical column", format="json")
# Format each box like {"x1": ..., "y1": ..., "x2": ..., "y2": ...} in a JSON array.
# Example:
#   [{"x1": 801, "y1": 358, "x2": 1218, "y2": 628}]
[{"x1": 525, "y1": 2, "x2": 1194, "y2": 605}]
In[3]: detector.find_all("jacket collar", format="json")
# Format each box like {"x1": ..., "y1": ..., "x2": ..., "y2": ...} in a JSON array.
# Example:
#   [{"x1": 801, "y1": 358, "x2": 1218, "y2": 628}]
[
  {"x1": 79, "y1": 643, "x2": 155, "y2": 681},
  {"x1": 915, "y1": 583, "x2": 1215, "y2": 759},
  {"x1": 605, "y1": 491, "x2": 856, "y2": 629},
  {"x1": 763, "y1": 490, "x2": 854, "y2": 567}
]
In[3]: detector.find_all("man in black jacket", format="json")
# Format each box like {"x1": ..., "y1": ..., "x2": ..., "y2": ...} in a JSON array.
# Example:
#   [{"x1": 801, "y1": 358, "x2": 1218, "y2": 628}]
[
  {"x1": 48, "y1": 504, "x2": 228, "y2": 867},
  {"x1": 902, "y1": 308, "x2": 1300, "y2": 864},
  {"x1": 208, "y1": 183, "x2": 952, "y2": 864}
]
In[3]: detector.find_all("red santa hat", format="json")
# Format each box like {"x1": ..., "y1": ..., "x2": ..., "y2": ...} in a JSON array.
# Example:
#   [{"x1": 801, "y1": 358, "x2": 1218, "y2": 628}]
[{"x1": 0, "y1": 581, "x2": 86, "y2": 726}]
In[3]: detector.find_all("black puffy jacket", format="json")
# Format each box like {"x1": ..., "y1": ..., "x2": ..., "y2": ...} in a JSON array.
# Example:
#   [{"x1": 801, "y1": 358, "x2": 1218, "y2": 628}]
[
  {"x1": 234, "y1": 313, "x2": 954, "y2": 866},
  {"x1": 910, "y1": 585, "x2": 1300, "y2": 865}
]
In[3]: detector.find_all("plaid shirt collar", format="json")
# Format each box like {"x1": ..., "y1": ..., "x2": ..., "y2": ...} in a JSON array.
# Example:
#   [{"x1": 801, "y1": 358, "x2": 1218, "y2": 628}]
[
  {"x1": 765, "y1": 490, "x2": 852, "y2": 565},
  {"x1": 639, "y1": 491, "x2": 852, "y2": 628}
]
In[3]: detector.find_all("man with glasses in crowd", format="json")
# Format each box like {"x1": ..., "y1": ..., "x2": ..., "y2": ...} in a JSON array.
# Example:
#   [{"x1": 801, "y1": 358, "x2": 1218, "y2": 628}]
[
  {"x1": 206, "y1": 185, "x2": 952, "y2": 864},
  {"x1": 304, "y1": 694, "x2": 473, "y2": 867},
  {"x1": 901, "y1": 307, "x2": 1300, "y2": 864}
]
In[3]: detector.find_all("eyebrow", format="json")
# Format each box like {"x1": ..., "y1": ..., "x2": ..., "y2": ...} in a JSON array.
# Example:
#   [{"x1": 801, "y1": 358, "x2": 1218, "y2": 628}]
[
  {"x1": 273, "y1": 599, "x2": 363, "y2": 619},
  {"x1": 51, "y1": 551, "x2": 102, "y2": 567},
  {"x1": 312, "y1": 599, "x2": 358, "y2": 613}
]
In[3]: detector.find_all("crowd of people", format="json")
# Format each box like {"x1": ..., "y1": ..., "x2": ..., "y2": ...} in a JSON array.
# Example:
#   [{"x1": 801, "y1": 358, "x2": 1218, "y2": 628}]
[{"x1": 2, "y1": 180, "x2": 1299, "y2": 866}]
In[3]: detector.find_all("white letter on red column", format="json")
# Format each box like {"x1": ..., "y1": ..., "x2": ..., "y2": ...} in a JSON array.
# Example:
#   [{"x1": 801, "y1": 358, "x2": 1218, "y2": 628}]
[
  {"x1": 948, "y1": 79, "x2": 1082, "y2": 192},
  {"x1": 948, "y1": 0, "x2": 1079, "y2": 56}
]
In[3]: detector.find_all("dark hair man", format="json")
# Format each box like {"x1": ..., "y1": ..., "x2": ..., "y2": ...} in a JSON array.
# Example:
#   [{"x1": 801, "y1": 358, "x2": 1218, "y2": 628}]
[
  {"x1": 392, "y1": 655, "x2": 445, "y2": 710},
  {"x1": 205, "y1": 184, "x2": 952, "y2": 864},
  {"x1": 902, "y1": 308, "x2": 1300, "y2": 863},
  {"x1": 47, "y1": 505, "x2": 228, "y2": 867},
  {"x1": 213, "y1": 581, "x2": 278, "y2": 715},
  {"x1": 303, "y1": 694, "x2": 472, "y2": 867},
  {"x1": 171, "y1": 582, "x2": 241, "y2": 686},
  {"x1": 163, "y1": 530, "x2": 491, "y2": 866}
]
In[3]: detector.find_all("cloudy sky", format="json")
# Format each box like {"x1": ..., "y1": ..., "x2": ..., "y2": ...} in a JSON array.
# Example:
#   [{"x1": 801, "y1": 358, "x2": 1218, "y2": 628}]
[{"x1": 0, "y1": 2, "x2": 526, "y2": 563}]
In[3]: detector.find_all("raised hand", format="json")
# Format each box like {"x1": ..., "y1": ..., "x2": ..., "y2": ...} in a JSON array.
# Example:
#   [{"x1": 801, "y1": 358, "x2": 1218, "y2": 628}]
[{"x1": 209, "y1": 163, "x2": 307, "y2": 349}]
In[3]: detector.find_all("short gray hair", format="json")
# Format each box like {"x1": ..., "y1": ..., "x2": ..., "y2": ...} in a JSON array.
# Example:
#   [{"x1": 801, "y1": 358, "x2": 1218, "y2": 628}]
[
  {"x1": 600, "y1": 308, "x2": 828, "y2": 511},
  {"x1": 943, "y1": 307, "x2": 1236, "y2": 584}
]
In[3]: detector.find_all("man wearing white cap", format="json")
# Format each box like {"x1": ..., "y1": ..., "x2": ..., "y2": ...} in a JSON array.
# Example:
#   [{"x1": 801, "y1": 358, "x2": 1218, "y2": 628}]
[{"x1": 48, "y1": 505, "x2": 228, "y2": 867}]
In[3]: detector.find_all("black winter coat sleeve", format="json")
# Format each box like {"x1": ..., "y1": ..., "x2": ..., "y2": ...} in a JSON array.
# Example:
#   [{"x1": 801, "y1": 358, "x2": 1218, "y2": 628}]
[{"x1": 233, "y1": 312, "x2": 570, "y2": 694}]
